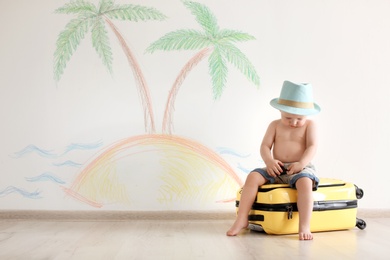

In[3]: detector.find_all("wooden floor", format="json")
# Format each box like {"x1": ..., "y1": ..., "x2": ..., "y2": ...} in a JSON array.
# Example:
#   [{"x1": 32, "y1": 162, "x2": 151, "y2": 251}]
[{"x1": 0, "y1": 215, "x2": 389, "y2": 259}]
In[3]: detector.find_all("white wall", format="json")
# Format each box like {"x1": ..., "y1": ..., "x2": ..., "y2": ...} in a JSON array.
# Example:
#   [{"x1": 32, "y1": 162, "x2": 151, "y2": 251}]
[{"x1": 1, "y1": 0, "x2": 389, "y2": 211}]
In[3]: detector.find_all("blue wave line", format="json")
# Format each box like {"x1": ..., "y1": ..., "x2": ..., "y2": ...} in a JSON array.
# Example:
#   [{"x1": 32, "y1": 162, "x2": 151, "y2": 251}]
[
  {"x1": 216, "y1": 147, "x2": 250, "y2": 158},
  {"x1": 12, "y1": 145, "x2": 56, "y2": 158},
  {"x1": 52, "y1": 160, "x2": 83, "y2": 167},
  {"x1": 25, "y1": 172, "x2": 66, "y2": 184},
  {"x1": 63, "y1": 141, "x2": 103, "y2": 155},
  {"x1": 12, "y1": 141, "x2": 103, "y2": 159},
  {"x1": 0, "y1": 186, "x2": 42, "y2": 199},
  {"x1": 237, "y1": 163, "x2": 252, "y2": 174}
]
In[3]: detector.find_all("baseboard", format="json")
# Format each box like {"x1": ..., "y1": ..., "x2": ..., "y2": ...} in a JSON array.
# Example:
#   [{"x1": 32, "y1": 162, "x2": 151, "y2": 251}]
[
  {"x1": 0, "y1": 210, "x2": 237, "y2": 221},
  {"x1": 0, "y1": 209, "x2": 388, "y2": 221},
  {"x1": 357, "y1": 209, "x2": 390, "y2": 218}
]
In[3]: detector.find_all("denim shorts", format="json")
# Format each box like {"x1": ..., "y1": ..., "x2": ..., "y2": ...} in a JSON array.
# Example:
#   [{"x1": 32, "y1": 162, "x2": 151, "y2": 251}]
[{"x1": 252, "y1": 163, "x2": 319, "y2": 191}]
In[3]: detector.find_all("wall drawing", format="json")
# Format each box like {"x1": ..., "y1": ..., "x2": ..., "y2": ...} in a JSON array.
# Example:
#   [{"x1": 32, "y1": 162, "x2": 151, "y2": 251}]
[
  {"x1": 7, "y1": 0, "x2": 260, "y2": 210},
  {"x1": 146, "y1": 1, "x2": 260, "y2": 134}
]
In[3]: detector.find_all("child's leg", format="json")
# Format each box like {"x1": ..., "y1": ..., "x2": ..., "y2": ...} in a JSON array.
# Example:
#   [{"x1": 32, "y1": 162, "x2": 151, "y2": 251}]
[
  {"x1": 226, "y1": 171, "x2": 267, "y2": 236},
  {"x1": 295, "y1": 177, "x2": 314, "y2": 240}
]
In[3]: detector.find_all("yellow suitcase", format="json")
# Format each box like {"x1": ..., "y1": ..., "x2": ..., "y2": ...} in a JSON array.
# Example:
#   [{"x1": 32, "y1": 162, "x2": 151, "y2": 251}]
[{"x1": 236, "y1": 178, "x2": 366, "y2": 234}]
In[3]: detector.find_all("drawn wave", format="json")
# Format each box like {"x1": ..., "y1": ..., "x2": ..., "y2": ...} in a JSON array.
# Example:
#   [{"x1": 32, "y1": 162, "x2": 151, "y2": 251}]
[
  {"x1": 25, "y1": 172, "x2": 66, "y2": 184},
  {"x1": 64, "y1": 141, "x2": 103, "y2": 154},
  {"x1": 12, "y1": 145, "x2": 56, "y2": 158},
  {"x1": 0, "y1": 186, "x2": 42, "y2": 199},
  {"x1": 216, "y1": 147, "x2": 250, "y2": 158},
  {"x1": 12, "y1": 141, "x2": 103, "y2": 159},
  {"x1": 237, "y1": 163, "x2": 252, "y2": 174},
  {"x1": 52, "y1": 160, "x2": 83, "y2": 167}
]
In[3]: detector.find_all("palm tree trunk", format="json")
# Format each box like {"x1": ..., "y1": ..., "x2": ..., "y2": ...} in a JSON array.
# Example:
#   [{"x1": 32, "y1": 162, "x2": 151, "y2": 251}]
[
  {"x1": 162, "y1": 47, "x2": 212, "y2": 134},
  {"x1": 104, "y1": 18, "x2": 156, "y2": 134}
]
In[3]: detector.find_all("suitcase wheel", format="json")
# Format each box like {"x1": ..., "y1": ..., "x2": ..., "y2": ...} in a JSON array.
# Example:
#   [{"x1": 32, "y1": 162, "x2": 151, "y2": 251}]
[
  {"x1": 354, "y1": 185, "x2": 364, "y2": 199},
  {"x1": 356, "y1": 218, "x2": 366, "y2": 230}
]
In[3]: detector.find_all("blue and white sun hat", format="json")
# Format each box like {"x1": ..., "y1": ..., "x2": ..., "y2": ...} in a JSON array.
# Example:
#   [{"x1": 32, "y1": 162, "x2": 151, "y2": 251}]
[{"x1": 270, "y1": 81, "x2": 321, "y2": 115}]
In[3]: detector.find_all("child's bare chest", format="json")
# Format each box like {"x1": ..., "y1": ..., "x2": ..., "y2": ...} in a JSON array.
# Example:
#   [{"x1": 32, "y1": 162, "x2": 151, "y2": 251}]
[{"x1": 275, "y1": 126, "x2": 306, "y2": 143}]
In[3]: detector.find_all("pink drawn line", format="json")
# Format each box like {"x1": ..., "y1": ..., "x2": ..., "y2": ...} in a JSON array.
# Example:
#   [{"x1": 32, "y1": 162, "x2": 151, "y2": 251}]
[
  {"x1": 105, "y1": 17, "x2": 156, "y2": 134},
  {"x1": 66, "y1": 134, "x2": 243, "y2": 206},
  {"x1": 162, "y1": 47, "x2": 213, "y2": 134},
  {"x1": 62, "y1": 186, "x2": 103, "y2": 208}
]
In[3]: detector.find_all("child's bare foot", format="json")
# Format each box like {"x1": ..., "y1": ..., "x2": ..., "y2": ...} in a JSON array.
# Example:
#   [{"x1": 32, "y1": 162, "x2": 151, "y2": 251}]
[
  {"x1": 299, "y1": 229, "x2": 313, "y2": 240},
  {"x1": 226, "y1": 218, "x2": 248, "y2": 236}
]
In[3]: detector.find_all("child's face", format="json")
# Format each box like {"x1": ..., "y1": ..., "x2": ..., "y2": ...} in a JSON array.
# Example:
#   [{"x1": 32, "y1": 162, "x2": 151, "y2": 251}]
[{"x1": 280, "y1": 111, "x2": 307, "y2": 128}]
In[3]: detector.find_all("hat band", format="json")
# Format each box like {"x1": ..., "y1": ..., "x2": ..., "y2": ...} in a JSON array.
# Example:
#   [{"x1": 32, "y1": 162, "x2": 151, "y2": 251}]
[{"x1": 278, "y1": 99, "x2": 314, "y2": 109}]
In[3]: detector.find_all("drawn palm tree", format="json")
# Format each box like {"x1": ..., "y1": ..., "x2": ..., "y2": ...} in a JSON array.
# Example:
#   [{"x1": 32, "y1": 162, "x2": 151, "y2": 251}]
[
  {"x1": 146, "y1": 1, "x2": 260, "y2": 134},
  {"x1": 53, "y1": 0, "x2": 167, "y2": 134}
]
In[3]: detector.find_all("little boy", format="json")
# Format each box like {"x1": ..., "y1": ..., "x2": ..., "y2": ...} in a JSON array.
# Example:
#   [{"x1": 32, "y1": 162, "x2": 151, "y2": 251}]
[{"x1": 226, "y1": 81, "x2": 321, "y2": 240}]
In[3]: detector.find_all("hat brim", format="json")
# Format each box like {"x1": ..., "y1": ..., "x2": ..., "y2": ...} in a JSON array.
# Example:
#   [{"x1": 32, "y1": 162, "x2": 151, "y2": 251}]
[{"x1": 270, "y1": 98, "x2": 321, "y2": 116}]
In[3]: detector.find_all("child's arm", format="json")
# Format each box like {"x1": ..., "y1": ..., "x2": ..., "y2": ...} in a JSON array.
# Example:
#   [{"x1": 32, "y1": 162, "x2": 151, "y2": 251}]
[{"x1": 260, "y1": 120, "x2": 283, "y2": 176}]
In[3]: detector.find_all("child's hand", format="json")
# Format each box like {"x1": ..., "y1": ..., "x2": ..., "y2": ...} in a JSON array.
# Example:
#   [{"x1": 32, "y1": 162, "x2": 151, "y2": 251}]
[
  {"x1": 265, "y1": 160, "x2": 284, "y2": 177},
  {"x1": 286, "y1": 162, "x2": 304, "y2": 175}
]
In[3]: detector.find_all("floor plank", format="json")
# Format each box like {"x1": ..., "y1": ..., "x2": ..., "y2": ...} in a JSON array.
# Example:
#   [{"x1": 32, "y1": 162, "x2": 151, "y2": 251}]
[{"x1": 0, "y1": 218, "x2": 389, "y2": 259}]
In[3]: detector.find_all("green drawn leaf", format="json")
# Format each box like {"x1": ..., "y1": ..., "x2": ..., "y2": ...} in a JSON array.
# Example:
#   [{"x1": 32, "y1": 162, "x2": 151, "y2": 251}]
[
  {"x1": 217, "y1": 29, "x2": 256, "y2": 43},
  {"x1": 104, "y1": 4, "x2": 167, "y2": 21},
  {"x1": 208, "y1": 48, "x2": 228, "y2": 99},
  {"x1": 54, "y1": 17, "x2": 91, "y2": 82},
  {"x1": 146, "y1": 30, "x2": 212, "y2": 53},
  {"x1": 91, "y1": 18, "x2": 113, "y2": 74},
  {"x1": 184, "y1": 1, "x2": 219, "y2": 36},
  {"x1": 220, "y1": 42, "x2": 260, "y2": 86},
  {"x1": 98, "y1": 0, "x2": 114, "y2": 13},
  {"x1": 55, "y1": 0, "x2": 96, "y2": 15}
]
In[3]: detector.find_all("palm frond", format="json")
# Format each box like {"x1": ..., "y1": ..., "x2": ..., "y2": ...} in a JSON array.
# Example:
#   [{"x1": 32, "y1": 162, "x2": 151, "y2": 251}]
[
  {"x1": 208, "y1": 48, "x2": 228, "y2": 99},
  {"x1": 55, "y1": 0, "x2": 97, "y2": 15},
  {"x1": 219, "y1": 43, "x2": 260, "y2": 86},
  {"x1": 146, "y1": 29, "x2": 212, "y2": 53},
  {"x1": 183, "y1": 1, "x2": 219, "y2": 36},
  {"x1": 91, "y1": 18, "x2": 113, "y2": 74},
  {"x1": 104, "y1": 4, "x2": 167, "y2": 21},
  {"x1": 98, "y1": 0, "x2": 114, "y2": 13},
  {"x1": 54, "y1": 17, "x2": 90, "y2": 82},
  {"x1": 217, "y1": 29, "x2": 256, "y2": 43}
]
